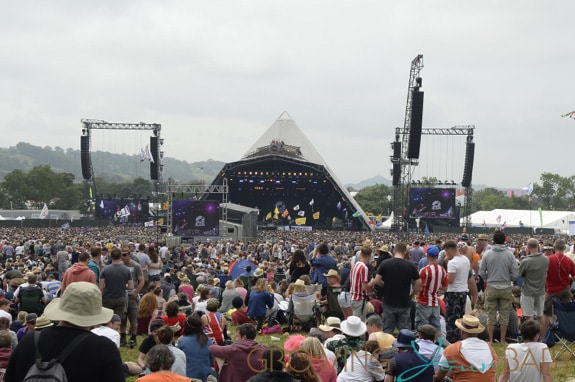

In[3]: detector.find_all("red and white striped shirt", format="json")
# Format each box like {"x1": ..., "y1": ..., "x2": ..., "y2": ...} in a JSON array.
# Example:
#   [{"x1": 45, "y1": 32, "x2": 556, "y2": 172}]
[
  {"x1": 417, "y1": 263, "x2": 448, "y2": 306},
  {"x1": 350, "y1": 261, "x2": 368, "y2": 301}
]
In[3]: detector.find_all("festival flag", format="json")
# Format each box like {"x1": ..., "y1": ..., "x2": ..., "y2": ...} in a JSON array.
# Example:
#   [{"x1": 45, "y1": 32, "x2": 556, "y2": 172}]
[
  {"x1": 146, "y1": 145, "x2": 155, "y2": 163},
  {"x1": 99, "y1": 200, "x2": 105, "y2": 209},
  {"x1": 425, "y1": 223, "x2": 430, "y2": 238},
  {"x1": 295, "y1": 217, "x2": 306, "y2": 225},
  {"x1": 336, "y1": 201, "x2": 342, "y2": 210},
  {"x1": 282, "y1": 209, "x2": 289, "y2": 218},
  {"x1": 502, "y1": 221, "x2": 506, "y2": 230},
  {"x1": 507, "y1": 190, "x2": 513, "y2": 198},
  {"x1": 144, "y1": 221, "x2": 155, "y2": 228},
  {"x1": 309, "y1": 199, "x2": 314, "y2": 206},
  {"x1": 162, "y1": 201, "x2": 169, "y2": 210},
  {"x1": 157, "y1": 218, "x2": 164, "y2": 226},
  {"x1": 298, "y1": 211, "x2": 305, "y2": 217},
  {"x1": 273, "y1": 207, "x2": 279, "y2": 219},
  {"x1": 89, "y1": 187, "x2": 93, "y2": 200},
  {"x1": 376, "y1": 214, "x2": 382, "y2": 222},
  {"x1": 265, "y1": 212, "x2": 272, "y2": 221},
  {"x1": 352, "y1": 210, "x2": 361, "y2": 218},
  {"x1": 496, "y1": 214, "x2": 502, "y2": 224},
  {"x1": 293, "y1": 205, "x2": 300, "y2": 211},
  {"x1": 61, "y1": 223, "x2": 70, "y2": 231},
  {"x1": 140, "y1": 147, "x2": 147, "y2": 162},
  {"x1": 313, "y1": 211, "x2": 320, "y2": 220},
  {"x1": 561, "y1": 111, "x2": 575, "y2": 119},
  {"x1": 39, "y1": 203, "x2": 49, "y2": 219},
  {"x1": 482, "y1": 219, "x2": 486, "y2": 227},
  {"x1": 522, "y1": 182, "x2": 534, "y2": 195}
]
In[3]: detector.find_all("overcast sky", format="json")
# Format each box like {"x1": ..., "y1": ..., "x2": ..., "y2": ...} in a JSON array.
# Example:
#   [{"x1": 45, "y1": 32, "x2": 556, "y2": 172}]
[{"x1": 1, "y1": 1, "x2": 574, "y2": 188}]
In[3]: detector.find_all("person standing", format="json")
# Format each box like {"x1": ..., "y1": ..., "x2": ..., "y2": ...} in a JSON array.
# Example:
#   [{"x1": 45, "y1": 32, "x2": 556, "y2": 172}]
[
  {"x1": 541, "y1": 239, "x2": 575, "y2": 338},
  {"x1": 443, "y1": 240, "x2": 470, "y2": 344},
  {"x1": 416, "y1": 245, "x2": 448, "y2": 330},
  {"x1": 479, "y1": 231, "x2": 519, "y2": 344},
  {"x1": 310, "y1": 243, "x2": 337, "y2": 294},
  {"x1": 409, "y1": 241, "x2": 424, "y2": 266},
  {"x1": 88, "y1": 247, "x2": 102, "y2": 285},
  {"x1": 349, "y1": 245, "x2": 371, "y2": 320},
  {"x1": 518, "y1": 238, "x2": 549, "y2": 322},
  {"x1": 120, "y1": 247, "x2": 144, "y2": 347},
  {"x1": 136, "y1": 244, "x2": 151, "y2": 293},
  {"x1": 5, "y1": 282, "x2": 124, "y2": 382},
  {"x1": 60, "y1": 251, "x2": 96, "y2": 293},
  {"x1": 100, "y1": 248, "x2": 134, "y2": 325},
  {"x1": 369, "y1": 243, "x2": 420, "y2": 334}
]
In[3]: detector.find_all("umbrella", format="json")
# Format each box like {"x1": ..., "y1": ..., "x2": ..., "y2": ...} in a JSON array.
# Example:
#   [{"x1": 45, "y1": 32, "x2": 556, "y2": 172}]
[{"x1": 229, "y1": 259, "x2": 258, "y2": 280}]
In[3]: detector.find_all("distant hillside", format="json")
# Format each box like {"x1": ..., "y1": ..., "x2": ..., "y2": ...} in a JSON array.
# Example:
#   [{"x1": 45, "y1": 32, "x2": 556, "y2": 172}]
[
  {"x1": 345, "y1": 175, "x2": 392, "y2": 191},
  {"x1": 0, "y1": 142, "x2": 224, "y2": 183}
]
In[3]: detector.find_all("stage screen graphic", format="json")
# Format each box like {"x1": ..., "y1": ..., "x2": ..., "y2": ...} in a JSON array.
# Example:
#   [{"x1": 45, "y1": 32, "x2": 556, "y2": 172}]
[
  {"x1": 409, "y1": 188, "x2": 456, "y2": 219},
  {"x1": 95, "y1": 199, "x2": 150, "y2": 223},
  {"x1": 172, "y1": 200, "x2": 220, "y2": 236}
]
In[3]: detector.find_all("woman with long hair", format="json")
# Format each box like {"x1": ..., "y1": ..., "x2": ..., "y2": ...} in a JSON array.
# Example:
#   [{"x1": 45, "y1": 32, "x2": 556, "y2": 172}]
[
  {"x1": 137, "y1": 290, "x2": 159, "y2": 335},
  {"x1": 300, "y1": 337, "x2": 336, "y2": 382},
  {"x1": 234, "y1": 278, "x2": 248, "y2": 302},
  {"x1": 147, "y1": 247, "x2": 162, "y2": 288},
  {"x1": 194, "y1": 286, "x2": 211, "y2": 314},
  {"x1": 286, "y1": 350, "x2": 320, "y2": 382},
  {"x1": 177, "y1": 274, "x2": 194, "y2": 302},
  {"x1": 289, "y1": 249, "x2": 311, "y2": 283},
  {"x1": 153, "y1": 285, "x2": 166, "y2": 317},
  {"x1": 247, "y1": 278, "x2": 274, "y2": 331},
  {"x1": 177, "y1": 314, "x2": 214, "y2": 382}
]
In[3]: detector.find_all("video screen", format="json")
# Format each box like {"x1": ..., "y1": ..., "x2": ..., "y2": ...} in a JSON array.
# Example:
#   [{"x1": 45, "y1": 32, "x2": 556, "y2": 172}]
[
  {"x1": 172, "y1": 200, "x2": 220, "y2": 236},
  {"x1": 95, "y1": 199, "x2": 150, "y2": 223},
  {"x1": 409, "y1": 188, "x2": 456, "y2": 219}
]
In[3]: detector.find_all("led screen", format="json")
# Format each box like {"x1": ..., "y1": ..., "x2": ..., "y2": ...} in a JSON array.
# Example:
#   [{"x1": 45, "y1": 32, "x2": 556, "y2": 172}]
[
  {"x1": 409, "y1": 188, "x2": 456, "y2": 219},
  {"x1": 172, "y1": 200, "x2": 220, "y2": 236},
  {"x1": 95, "y1": 199, "x2": 150, "y2": 223}
]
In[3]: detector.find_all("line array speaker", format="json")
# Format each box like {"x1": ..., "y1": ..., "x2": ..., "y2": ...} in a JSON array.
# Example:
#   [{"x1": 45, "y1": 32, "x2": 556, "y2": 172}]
[
  {"x1": 81, "y1": 135, "x2": 92, "y2": 180},
  {"x1": 150, "y1": 137, "x2": 160, "y2": 180},
  {"x1": 392, "y1": 164, "x2": 401, "y2": 186},
  {"x1": 407, "y1": 90, "x2": 424, "y2": 159},
  {"x1": 462, "y1": 142, "x2": 475, "y2": 187}
]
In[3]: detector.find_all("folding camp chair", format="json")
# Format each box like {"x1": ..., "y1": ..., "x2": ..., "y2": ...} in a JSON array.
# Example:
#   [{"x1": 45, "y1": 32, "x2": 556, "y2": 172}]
[
  {"x1": 288, "y1": 290, "x2": 321, "y2": 331},
  {"x1": 551, "y1": 299, "x2": 575, "y2": 360}
]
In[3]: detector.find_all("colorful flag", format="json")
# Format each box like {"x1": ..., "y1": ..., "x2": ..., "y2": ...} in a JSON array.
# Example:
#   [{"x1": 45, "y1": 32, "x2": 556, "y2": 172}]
[
  {"x1": 376, "y1": 214, "x2": 382, "y2": 222},
  {"x1": 146, "y1": 145, "x2": 155, "y2": 163},
  {"x1": 561, "y1": 111, "x2": 575, "y2": 119},
  {"x1": 295, "y1": 217, "x2": 306, "y2": 225},
  {"x1": 309, "y1": 199, "x2": 314, "y2": 206},
  {"x1": 336, "y1": 201, "x2": 342, "y2": 210},
  {"x1": 425, "y1": 224, "x2": 430, "y2": 238},
  {"x1": 313, "y1": 211, "x2": 320, "y2": 220},
  {"x1": 157, "y1": 218, "x2": 164, "y2": 226},
  {"x1": 293, "y1": 205, "x2": 300, "y2": 211},
  {"x1": 99, "y1": 200, "x2": 105, "y2": 209},
  {"x1": 298, "y1": 211, "x2": 305, "y2": 217},
  {"x1": 282, "y1": 209, "x2": 289, "y2": 218},
  {"x1": 144, "y1": 221, "x2": 155, "y2": 228},
  {"x1": 162, "y1": 201, "x2": 169, "y2": 210},
  {"x1": 265, "y1": 212, "x2": 272, "y2": 221},
  {"x1": 352, "y1": 210, "x2": 361, "y2": 218},
  {"x1": 61, "y1": 223, "x2": 70, "y2": 231}
]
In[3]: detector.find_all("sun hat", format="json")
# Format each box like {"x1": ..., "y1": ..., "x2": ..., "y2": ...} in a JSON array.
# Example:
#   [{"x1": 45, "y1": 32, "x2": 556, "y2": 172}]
[
  {"x1": 455, "y1": 315, "x2": 485, "y2": 334},
  {"x1": 325, "y1": 317, "x2": 341, "y2": 328},
  {"x1": 34, "y1": 315, "x2": 53, "y2": 330},
  {"x1": 426, "y1": 245, "x2": 440, "y2": 257},
  {"x1": 379, "y1": 245, "x2": 389, "y2": 252},
  {"x1": 44, "y1": 281, "x2": 113, "y2": 327},
  {"x1": 340, "y1": 316, "x2": 367, "y2": 337},
  {"x1": 392, "y1": 329, "x2": 417, "y2": 348},
  {"x1": 323, "y1": 269, "x2": 341, "y2": 279},
  {"x1": 371, "y1": 331, "x2": 396, "y2": 349},
  {"x1": 477, "y1": 234, "x2": 488, "y2": 240},
  {"x1": 254, "y1": 268, "x2": 264, "y2": 278},
  {"x1": 294, "y1": 279, "x2": 306, "y2": 287}
]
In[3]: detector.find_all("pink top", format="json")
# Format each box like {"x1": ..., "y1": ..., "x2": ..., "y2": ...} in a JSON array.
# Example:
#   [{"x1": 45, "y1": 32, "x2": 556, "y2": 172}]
[
  {"x1": 179, "y1": 284, "x2": 194, "y2": 302},
  {"x1": 235, "y1": 287, "x2": 247, "y2": 302},
  {"x1": 312, "y1": 356, "x2": 337, "y2": 382}
]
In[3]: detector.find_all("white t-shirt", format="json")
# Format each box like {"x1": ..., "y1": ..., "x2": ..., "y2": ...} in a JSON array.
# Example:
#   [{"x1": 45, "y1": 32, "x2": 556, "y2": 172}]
[
  {"x1": 336, "y1": 350, "x2": 385, "y2": 382},
  {"x1": 91, "y1": 325, "x2": 120, "y2": 348},
  {"x1": 505, "y1": 342, "x2": 552, "y2": 382},
  {"x1": 446, "y1": 255, "x2": 470, "y2": 293}
]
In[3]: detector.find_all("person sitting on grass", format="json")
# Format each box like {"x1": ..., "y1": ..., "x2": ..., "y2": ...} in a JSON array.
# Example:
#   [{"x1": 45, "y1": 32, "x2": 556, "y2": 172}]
[{"x1": 136, "y1": 344, "x2": 190, "y2": 382}]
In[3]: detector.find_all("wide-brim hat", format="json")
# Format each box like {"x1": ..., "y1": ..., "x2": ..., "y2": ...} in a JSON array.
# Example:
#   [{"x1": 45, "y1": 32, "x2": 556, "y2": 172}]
[
  {"x1": 294, "y1": 279, "x2": 306, "y2": 287},
  {"x1": 455, "y1": 315, "x2": 485, "y2": 334},
  {"x1": 35, "y1": 315, "x2": 53, "y2": 330},
  {"x1": 44, "y1": 281, "x2": 113, "y2": 327},
  {"x1": 340, "y1": 316, "x2": 367, "y2": 337},
  {"x1": 323, "y1": 269, "x2": 341, "y2": 280},
  {"x1": 254, "y1": 268, "x2": 264, "y2": 277},
  {"x1": 393, "y1": 329, "x2": 417, "y2": 348}
]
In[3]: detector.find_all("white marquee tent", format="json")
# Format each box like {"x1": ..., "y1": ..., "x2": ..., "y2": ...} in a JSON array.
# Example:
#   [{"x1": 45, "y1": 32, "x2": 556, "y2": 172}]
[{"x1": 464, "y1": 209, "x2": 575, "y2": 233}]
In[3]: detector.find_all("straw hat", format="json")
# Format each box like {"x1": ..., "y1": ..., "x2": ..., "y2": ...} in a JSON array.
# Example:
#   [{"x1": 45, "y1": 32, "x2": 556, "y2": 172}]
[
  {"x1": 35, "y1": 315, "x2": 54, "y2": 330},
  {"x1": 340, "y1": 316, "x2": 367, "y2": 337},
  {"x1": 294, "y1": 279, "x2": 306, "y2": 287},
  {"x1": 254, "y1": 268, "x2": 264, "y2": 278},
  {"x1": 372, "y1": 331, "x2": 396, "y2": 349},
  {"x1": 44, "y1": 282, "x2": 113, "y2": 327},
  {"x1": 323, "y1": 269, "x2": 341, "y2": 280},
  {"x1": 455, "y1": 315, "x2": 485, "y2": 334}
]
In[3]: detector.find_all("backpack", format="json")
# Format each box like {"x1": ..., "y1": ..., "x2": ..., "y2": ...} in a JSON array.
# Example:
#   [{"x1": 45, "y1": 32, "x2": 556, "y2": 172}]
[
  {"x1": 24, "y1": 331, "x2": 89, "y2": 382},
  {"x1": 19, "y1": 286, "x2": 44, "y2": 315}
]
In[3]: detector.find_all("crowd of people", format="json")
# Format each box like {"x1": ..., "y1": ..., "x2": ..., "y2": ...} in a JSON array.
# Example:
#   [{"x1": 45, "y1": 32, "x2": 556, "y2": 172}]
[{"x1": 0, "y1": 226, "x2": 569, "y2": 381}]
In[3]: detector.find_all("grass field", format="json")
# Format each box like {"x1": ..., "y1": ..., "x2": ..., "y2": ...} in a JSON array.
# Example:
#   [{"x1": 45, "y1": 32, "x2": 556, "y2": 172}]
[{"x1": 120, "y1": 327, "x2": 575, "y2": 382}]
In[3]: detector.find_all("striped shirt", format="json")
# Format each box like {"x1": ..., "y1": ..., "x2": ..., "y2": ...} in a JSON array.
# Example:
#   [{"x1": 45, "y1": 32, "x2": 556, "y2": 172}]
[
  {"x1": 417, "y1": 263, "x2": 447, "y2": 306},
  {"x1": 350, "y1": 261, "x2": 368, "y2": 301}
]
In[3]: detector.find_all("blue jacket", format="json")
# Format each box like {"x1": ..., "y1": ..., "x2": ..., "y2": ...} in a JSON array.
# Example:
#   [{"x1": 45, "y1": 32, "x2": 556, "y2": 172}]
[
  {"x1": 247, "y1": 290, "x2": 274, "y2": 318},
  {"x1": 310, "y1": 255, "x2": 337, "y2": 286}
]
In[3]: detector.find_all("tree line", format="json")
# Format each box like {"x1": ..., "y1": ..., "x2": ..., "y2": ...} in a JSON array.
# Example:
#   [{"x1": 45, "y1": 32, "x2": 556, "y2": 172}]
[{"x1": 0, "y1": 166, "x2": 572, "y2": 214}]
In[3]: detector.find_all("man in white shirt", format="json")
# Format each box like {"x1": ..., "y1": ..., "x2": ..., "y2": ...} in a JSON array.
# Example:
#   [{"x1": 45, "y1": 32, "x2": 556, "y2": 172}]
[
  {"x1": 444, "y1": 240, "x2": 470, "y2": 344},
  {"x1": 91, "y1": 314, "x2": 121, "y2": 348}
]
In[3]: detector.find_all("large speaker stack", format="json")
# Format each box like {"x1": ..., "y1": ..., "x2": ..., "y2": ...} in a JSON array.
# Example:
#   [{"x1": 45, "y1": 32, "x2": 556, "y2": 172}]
[
  {"x1": 392, "y1": 141, "x2": 401, "y2": 186},
  {"x1": 81, "y1": 135, "x2": 92, "y2": 180},
  {"x1": 462, "y1": 139, "x2": 475, "y2": 187},
  {"x1": 150, "y1": 136, "x2": 160, "y2": 180},
  {"x1": 407, "y1": 90, "x2": 424, "y2": 159}
]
